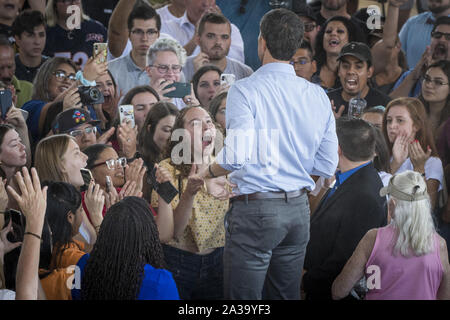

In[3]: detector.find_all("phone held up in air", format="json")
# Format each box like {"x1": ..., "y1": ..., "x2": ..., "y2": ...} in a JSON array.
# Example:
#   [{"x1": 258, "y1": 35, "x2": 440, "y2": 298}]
[
  {"x1": 2, "y1": 209, "x2": 25, "y2": 242},
  {"x1": 220, "y1": 74, "x2": 235, "y2": 86},
  {"x1": 80, "y1": 168, "x2": 94, "y2": 192},
  {"x1": 105, "y1": 175, "x2": 112, "y2": 193},
  {"x1": 93, "y1": 43, "x2": 108, "y2": 63},
  {"x1": 119, "y1": 104, "x2": 136, "y2": 128},
  {"x1": 147, "y1": 166, "x2": 178, "y2": 204},
  {"x1": 0, "y1": 89, "x2": 13, "y2": 120},
  {"x1": 163, "y1": 82, "x2": 191, "y2": 99}
]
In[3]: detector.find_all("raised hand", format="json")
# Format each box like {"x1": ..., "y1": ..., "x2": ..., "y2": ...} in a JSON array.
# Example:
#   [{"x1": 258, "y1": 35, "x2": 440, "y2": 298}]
[
  {"x1": 125, "y1": 158, "x2": 147, "y2": 194},
  {"x1": 182, "y1": 83, "x2": 200, "y2": 106},
  {"x1": 83, "y1": 181, "x2": 105, "y2": 228},
  {"x1": 151, "y1": 79, "x2": 176, "y2": 101},
  {"x1": 205, "y1": 176, "x2": 236, "y2": 200},
  {"x1": 83, "y1": 51, "x2": 108, "y2": 82},
  {"x1": 0, "y1": 220, "x2": 22, "y2": 258},
  {"x1": 6, "y1": 167, "x2": 47, "y2": 236},
  {"x1": 409, "y1": 140, "x2": 432, "y2": 172},
  {"x1": 0, "y1": 178, "x2": 8, "y2": 214},
  {"x1": 155, "y1": 164, "x2": 172, "y2": 184},
  {"x1": 97, "y1": 127, "x2": 115, "y2": 145},
  {"x1": 331, "y1": 99, "x2": 345, "y2": 119},
  {"x1": 185, "y1": 164, "x2": 204, "y2": 197},
  {"x1": 193, "y1": 52, "x2": 210, "y2": 73},
  {"x1": 62, "y1": 85, "x2": 82, "y2": 110},
  {"x1": 117, "y1": 119, "x2": 137, "y2": 158}
]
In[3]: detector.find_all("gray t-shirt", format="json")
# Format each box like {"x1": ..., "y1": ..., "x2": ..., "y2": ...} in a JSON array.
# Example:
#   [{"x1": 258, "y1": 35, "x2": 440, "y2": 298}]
[
  {"x1": 108, "y1": 53, "x2": 150, "y2": 96},
  {"x1": 183, "y1": 56, "x2": 253, "y2": 83}
]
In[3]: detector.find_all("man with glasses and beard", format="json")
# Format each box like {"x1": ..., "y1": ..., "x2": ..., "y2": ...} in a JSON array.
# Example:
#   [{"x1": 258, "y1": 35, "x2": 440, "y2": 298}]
[{"x1": 400, "y1": 0, "x2": 450, "y2": 69}]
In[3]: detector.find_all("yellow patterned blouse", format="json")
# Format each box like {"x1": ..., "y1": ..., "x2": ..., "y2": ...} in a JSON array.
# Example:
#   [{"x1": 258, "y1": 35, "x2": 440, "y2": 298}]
[{"x1": 151, "y1": 158, "x2": 228, "y2": 253}]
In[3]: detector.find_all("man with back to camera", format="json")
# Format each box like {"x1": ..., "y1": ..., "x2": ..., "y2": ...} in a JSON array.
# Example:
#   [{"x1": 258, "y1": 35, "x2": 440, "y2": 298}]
[
  {"x1": 182, "y1": 12, "x2": 253, "y2": 82},
  {"x1": 302, "y1": 117, "x2": 387, "y2": 300},
  {"x1": 196, "y1": 8, "x2": 339, "y2": 299}
]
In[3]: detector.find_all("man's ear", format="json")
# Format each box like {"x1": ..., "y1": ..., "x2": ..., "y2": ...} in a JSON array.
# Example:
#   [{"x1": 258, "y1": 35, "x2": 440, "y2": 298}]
[
  {"x1": 145, "y1": 65, "x2": 151, "y2": 77},
  {"x1": 311, "y1": 60, "x2": 317, "y2": 74}
]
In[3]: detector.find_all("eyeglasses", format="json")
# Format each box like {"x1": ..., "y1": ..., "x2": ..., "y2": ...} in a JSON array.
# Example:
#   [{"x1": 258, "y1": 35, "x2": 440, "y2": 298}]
[
  {"x1": 431, "y1": 31, "x2": 450, "y2": 40},
  {"x1": 304, "y1": 22, "x2": 316, "y2": 33},
  {"x1": 69, "y1": 126, "x2": 97, "y2": 137},
  {"x1": 150, "y1": 64, "x2": 182, "y2": 74},
  {"x1": 130, "y1": 28, "x2": 159, "y2": 38},
  {"x1": 53, "y1": 70, "x2": 76, "y2": 82},
  {"x1": 91, "y1": 157, "x2": 127, "y2": 170},
  {"x1": 423, "y1": 75, "x2": 449, "y2": 86},
  {"x1": 56, "y1": 0, "x2": 81, "y2": 4},
  {"x1": 289, "y1": 58, "x2": 311, "y2": 67}
]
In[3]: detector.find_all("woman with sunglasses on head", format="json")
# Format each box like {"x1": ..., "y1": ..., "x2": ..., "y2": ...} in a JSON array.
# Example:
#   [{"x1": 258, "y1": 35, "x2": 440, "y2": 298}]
[{"x1": 22, "y1": 56, "x2": 107, "y2": 146}]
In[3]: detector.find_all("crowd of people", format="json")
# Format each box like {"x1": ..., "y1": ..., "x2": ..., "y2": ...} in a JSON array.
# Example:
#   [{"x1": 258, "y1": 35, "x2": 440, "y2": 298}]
[{"x1": 0, "y1": 0, "x2": 449, "y2": 300}]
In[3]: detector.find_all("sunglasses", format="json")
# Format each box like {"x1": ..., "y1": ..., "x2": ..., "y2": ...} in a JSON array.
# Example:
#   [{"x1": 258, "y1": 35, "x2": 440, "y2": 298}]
[{"x1": 431, "y1": 31, "x2": 450, "y2": 40}]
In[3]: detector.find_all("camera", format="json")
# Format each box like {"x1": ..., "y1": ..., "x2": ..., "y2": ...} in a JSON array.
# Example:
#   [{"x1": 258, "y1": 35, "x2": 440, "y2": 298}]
[
  {"x1": 78, "y1": 86, "x2": 104, "y2": 105},
  {"x1": 269, "y1": 0, "x2": 293, "y2": 9}
]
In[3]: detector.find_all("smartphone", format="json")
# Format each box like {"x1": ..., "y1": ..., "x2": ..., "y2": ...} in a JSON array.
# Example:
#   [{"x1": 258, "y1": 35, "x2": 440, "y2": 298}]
[
  {"x1": 0, "y1": 89, "x2": 12, "y2": 120},
  {"x1": 93, "y1": 43, "x2": 107, "y2": 63},
  {"x1": 220, "y1": 74, "x2": 235, "y2": 86},
  {"x1": 80, "y1": 168, "x2": 94, "y2": 186},
  {"x1": 163, "y1": 82, "x2": 191, "y2": 99},
  {"x1": 119, "y1": 104, "x2": 136, "y2": 128},
  {"x1": 105, "y1": 175, "x2": 112, "y2": 193},
  {"x1": 3, "y1": 209, "x2": 25, "y2": 242},
  {"x1": 147, "y1": 166, "x2": 179, "y2": 204}
]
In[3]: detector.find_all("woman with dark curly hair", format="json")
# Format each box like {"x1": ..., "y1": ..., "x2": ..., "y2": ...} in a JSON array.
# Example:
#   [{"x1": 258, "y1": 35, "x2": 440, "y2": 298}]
[
  {"x1": 313, "y1": 16, "x2": 366, "y2": 91},
  {"x1": 77, "y1": 196, "x2": 179, "y2": 300}
]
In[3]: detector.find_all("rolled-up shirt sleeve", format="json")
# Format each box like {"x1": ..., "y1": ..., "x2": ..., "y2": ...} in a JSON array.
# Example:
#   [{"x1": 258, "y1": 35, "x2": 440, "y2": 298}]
[
  {"x1": 216, "y1": 84, "x2": 255, "y2": 172},
  {"x1": 311, "y1": 102, "x2": 339, "y2": 178}
]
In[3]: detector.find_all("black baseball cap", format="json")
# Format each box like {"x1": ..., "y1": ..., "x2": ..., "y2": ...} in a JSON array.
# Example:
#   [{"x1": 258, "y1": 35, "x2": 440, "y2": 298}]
[
  {"x1": 53, "y1": 108, "x2": 100, "y2": 134},
  {"x1": 337, "y1": 42, "x2": 372, "y2": 64},
  {"x1": 292, "y1": 3, "x2": 317, "y2": 22}
]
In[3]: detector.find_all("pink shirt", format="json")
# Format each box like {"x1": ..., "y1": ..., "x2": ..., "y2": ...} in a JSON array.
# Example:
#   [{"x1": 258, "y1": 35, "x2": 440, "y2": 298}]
[{"x1": 365, "y1": 225, "x2": 443, "y2": 300}]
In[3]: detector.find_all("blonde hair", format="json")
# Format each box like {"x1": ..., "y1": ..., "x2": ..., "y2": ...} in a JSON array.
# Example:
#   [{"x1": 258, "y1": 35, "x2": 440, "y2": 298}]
[
  {"x1": 389, "y1": 171, "x2": 436, "y2": 256},
  {"x1": 45, "y1": 0, "x2": 90, "y2": 27},
  {"x1": 35, "y1": 134, "x2": 74, "y2": 183}
]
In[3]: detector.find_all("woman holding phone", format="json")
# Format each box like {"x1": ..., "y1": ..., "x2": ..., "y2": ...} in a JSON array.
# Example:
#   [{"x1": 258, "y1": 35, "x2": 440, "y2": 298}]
[{"x1": 146, "y1": 38, "x2": 199, "y2": 110}]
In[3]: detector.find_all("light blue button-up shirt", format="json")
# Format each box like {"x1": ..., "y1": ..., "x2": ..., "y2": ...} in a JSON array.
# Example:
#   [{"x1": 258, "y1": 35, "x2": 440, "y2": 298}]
[
  {"x1": 216, "y1": 62, "x2": 339, "y2": 195},
  {"x1": 108, "y1": 52, "x2": 150, "y2": 95}
]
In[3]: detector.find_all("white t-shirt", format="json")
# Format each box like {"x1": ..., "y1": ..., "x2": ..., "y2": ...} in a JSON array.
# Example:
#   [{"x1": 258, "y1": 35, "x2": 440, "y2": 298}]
[
  {"x1": 156, "y1": 5, "x2": 183, "y2": 24},
  {"x1": 395, "y1": 157, "x2": 444, "y2": 191},
  {"x1": 378, "y1": 171, "x2": 392, "y2": 187}
]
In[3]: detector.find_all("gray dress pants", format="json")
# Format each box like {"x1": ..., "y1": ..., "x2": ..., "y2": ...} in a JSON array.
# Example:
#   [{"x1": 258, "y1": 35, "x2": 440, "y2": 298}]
[{"x1": 223, "y1": 193, "x2": 310, "y2": 300}]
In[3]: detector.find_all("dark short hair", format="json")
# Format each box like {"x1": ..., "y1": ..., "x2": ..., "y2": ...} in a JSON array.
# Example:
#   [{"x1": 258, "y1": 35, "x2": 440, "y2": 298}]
[
  {"x1": 12, "y1": 9, "x2": 45, "y2": 37},
  {"x1": 299, "y1": 40, "x2": 313, "y2": 58},
  {"x1": 336, "y1": 117, "x2": 376, "y2": 162},
  {"x1": 192, "y1": 65, "x2": 222, "y2": 104},
  {"x1": 127, "y1": 2, "x2": 161, "y2": 32},
  {"x1": 432, "y1": 16, "x2": 450, "y2": 33},
  {"x1": 260, "y1": 8, "x2": 304, "y2": 61},
  {"x1": 197, "y1": 12, "x2": 231, "y2": 36},
  {"x1": 121, "y1": 85, "x2": 160, "y2": 106}
]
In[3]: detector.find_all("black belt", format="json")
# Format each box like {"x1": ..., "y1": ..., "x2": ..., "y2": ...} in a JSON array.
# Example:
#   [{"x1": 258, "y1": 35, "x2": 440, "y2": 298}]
[{"x1": 231, "y1": 189, "x2": 307, "y2": 202}]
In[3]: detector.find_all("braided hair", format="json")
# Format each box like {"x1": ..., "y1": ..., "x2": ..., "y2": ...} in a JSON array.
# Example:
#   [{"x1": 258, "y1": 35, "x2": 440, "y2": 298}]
[{"x1": 81, "y1": 196, "x2": 166, "y2": 300}]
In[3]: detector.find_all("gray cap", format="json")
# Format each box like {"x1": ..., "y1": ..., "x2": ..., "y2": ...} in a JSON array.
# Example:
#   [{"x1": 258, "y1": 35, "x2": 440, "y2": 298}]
[{"x1": 379, "y1": 174, "x2": 428, "y2": 201}]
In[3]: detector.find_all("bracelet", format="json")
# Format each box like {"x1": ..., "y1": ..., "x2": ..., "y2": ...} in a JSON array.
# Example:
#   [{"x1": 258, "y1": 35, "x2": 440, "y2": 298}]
[
  {"x1": 24, "y1": 232, "x2": 41, "y2": 240},
  {"x1": 76, "y1": 70, "x2": 96, "y2": 87},
  {"x1": 208, "y1": 164, "x2": 216, "y2": 178}
]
